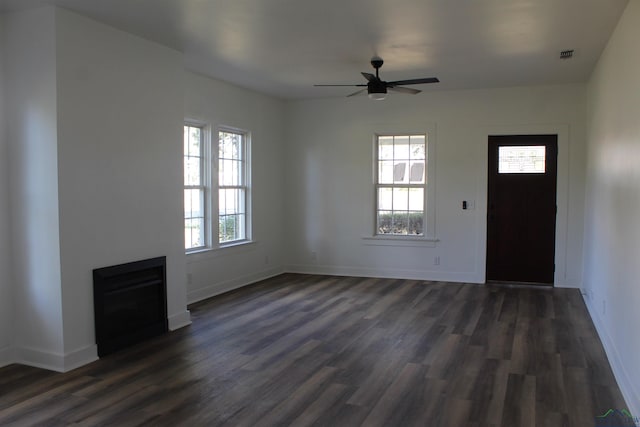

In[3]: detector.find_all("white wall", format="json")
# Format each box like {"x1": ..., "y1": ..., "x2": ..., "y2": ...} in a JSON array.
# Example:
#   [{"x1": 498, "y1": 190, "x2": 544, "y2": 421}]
[
  {"x1": 184, "y1": 72, "x2": 286, "y2": 303},
  {"x1": 4, "y1": 7, "x2": 65, "y2": 367},
  {"x1": 583, "y1": 0, "x2": 640, "y2": 415},
  {"x1": 285, "y1": 84, "x2": 587, "y2": 287},
  {"x1": 0, "y1": 5, "x2": 280, "y2": 371},
  {"x1": 55, "y1": 8, "x2": 190, "y2": 366},
  {"x1": 0, "y1": 13, "x2": 15, "y2": 365}
]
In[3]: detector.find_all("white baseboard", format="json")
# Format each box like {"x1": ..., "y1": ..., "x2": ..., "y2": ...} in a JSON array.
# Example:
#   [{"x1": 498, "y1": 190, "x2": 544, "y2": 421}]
[
  {"x1": 187, "y1": 264, "x2": 483, "y2": 305},
  {"x1": 0, "y1": 345, "x2": 16, "y2": 368},
  {"x1": 168, "y1": 310, "x2": 192, "y2": 330},
  {"x1": 15, "y1": 344, "x2": 98, "y2": 373},
  {"x1": 285, "y1": 263, "x2": 483, "y2": 284},
  {"x1": 555, "y1": 281, "x2": 581, "y2": 289},
  {"x1": 61, "y1": 345, "x2": 98, "y2": 372},
  {"x1": 583, "y1": 293, "x2": 640, "y2": 418},
  {"x1": 16, "y1": 346, "x2": 66, "y2": 372},
  {"x1": 187, "y1": 266, "x2": 285, "y2": 304}
]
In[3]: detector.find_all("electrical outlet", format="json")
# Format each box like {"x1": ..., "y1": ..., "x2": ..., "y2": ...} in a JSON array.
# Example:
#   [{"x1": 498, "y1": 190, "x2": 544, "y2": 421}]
[{"x1": 434, "y1": 256, "x2": 440, "y2": 266}]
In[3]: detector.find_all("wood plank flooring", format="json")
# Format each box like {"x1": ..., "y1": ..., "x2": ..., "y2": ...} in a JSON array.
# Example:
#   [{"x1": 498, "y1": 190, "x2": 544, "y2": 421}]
[{"x1": 0, "y1": 274, "x2": 628, "y2": 426}]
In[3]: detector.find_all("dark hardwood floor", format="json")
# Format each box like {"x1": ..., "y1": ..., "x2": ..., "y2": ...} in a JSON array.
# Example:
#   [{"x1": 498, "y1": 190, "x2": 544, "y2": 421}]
[{"x1": 0, "y1": 274, "x2": 627, "y2": 426}]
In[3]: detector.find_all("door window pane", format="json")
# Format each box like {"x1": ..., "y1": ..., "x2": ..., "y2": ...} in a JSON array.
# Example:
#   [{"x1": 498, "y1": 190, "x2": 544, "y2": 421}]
[{"x1": 498, "y1": 146, "x2": 546, "y2": 173}]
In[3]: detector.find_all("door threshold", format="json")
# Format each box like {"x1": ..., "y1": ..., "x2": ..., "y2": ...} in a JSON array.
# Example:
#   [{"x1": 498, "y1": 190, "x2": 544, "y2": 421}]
[{"x1": 486, "y1": 280, "x2": 554, "y2": 289}]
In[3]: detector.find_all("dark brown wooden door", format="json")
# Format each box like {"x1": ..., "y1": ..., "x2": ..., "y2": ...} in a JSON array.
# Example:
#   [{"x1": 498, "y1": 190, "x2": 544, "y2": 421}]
[{"x1": 486, "y1": 135, "x2": 557, "y2": 285}]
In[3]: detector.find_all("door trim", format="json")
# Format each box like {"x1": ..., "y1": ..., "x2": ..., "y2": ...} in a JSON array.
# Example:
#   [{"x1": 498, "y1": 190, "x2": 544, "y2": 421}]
[{"x1": 475, "y1": 124, "x2": 570, "y2": 286}]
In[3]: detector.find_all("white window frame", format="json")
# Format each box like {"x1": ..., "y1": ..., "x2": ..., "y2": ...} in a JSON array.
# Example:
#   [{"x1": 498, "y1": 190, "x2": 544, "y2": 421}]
[
  {"x1": 183, "y1": 121, "x2": 212, "y2": 253},
  {"x1": 216, "y1": 126, "x2": 252, "y2": 246},
  {"x1": 184, "y1": 121, "x2": 253, "y2": 254},
  {"x1": 365, "y1": 125, "x2": 437, "y2": 246}
]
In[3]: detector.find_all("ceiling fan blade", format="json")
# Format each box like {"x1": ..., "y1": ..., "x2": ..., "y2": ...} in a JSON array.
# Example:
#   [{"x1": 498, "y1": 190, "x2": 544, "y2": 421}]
[
  {"x1": 361, "y1": 72, "x2": 376, "y2": 82},
  {"x1": 346, "y1": 88, "x2": 367, "y2": 97},
  {"x1": 314, "y1": 84, "x2": 367, "y2": 87},
  {"x1": 388, "y1": 77, "x2": 439, "y2": 86},
  {"x1": 389, "y1": 86, "x2": 421, "y2": 95}
]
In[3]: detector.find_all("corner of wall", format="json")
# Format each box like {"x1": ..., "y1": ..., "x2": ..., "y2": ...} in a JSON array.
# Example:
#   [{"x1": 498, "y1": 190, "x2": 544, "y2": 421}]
[
  {"x1": 583, "y1": 294, "x2": 640, "y2": 418},
  {"x1": 4, "y1": 4, "x2": 66, "y2": 362},
  {"x1": 168, "y1": 310, "x2": 192, "y2": 330},
  {"x1": 0, "y1": 9, "x2": 15, "y2": 369},
  {"x1": 0, "y1": 10, "x2": 14, "y2": 366},
  {"x1": 583, "y1": 0, "x2": 640, "y2": 416},
  {"x1": 0, "y1": 346, "x2": 16, "y2": 369}
]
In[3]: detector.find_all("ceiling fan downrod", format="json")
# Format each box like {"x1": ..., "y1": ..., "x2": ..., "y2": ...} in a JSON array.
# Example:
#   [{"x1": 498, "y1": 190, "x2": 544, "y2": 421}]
[{"x1": 371, "y1": 56, "x2": 384, "y2": 79}]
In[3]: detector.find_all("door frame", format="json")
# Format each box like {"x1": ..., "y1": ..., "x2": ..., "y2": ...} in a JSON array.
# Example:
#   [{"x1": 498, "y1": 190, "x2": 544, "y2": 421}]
[{"x1": 475, "y1": 124, "x2": 569, "y2": 286}]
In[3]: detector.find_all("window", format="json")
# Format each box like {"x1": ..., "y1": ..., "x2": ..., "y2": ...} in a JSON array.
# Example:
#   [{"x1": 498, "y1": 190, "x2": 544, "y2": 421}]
[
  {"x1": 183, "y1": 123, "x2": 251, "y2": 252},
  {"x1": 498, "y1": 145, "x2": 546, "y2": 173},
  {"x1": 375, "y1": 134, "x2": 428, "y2": 236},
  {"x1": 184, "y1": 124, "x2": 207, "y2": 251},
  {"x1": 218, "y1": 129, "x2": 249, "y2": 244}
]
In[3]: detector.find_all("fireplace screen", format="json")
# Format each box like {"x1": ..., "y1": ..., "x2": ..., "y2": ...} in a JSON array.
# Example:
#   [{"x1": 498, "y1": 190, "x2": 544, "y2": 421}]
[{"x1": 93, "y1": 256, "x2": 168, "y2": 357}]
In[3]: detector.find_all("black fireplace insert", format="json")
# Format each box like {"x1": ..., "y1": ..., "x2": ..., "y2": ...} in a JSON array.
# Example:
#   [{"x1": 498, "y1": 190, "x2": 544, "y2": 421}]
[{"x1": 93, "y1": 256, "x2": 168, "y2": 357}]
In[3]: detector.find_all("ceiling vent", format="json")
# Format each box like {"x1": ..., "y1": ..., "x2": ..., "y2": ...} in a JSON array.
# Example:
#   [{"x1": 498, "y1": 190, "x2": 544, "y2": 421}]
[{"x1": 560, "y1": 49, "x2": 574, "y2": 59}]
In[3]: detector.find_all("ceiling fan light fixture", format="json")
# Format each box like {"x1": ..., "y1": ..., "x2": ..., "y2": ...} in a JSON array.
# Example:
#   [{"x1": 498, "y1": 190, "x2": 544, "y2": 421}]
[
  {"x1": 367, "y1": 79, "x2": 387, "y2": 100},
  {"x1": 368, "y1": 92, "x2": 387, "y2": 100}
]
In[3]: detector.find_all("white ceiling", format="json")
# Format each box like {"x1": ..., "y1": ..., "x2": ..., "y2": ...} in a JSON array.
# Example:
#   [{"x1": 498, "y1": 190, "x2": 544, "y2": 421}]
[{"x1": 0, "y1": 0, "x2": 630, "y2": 100}]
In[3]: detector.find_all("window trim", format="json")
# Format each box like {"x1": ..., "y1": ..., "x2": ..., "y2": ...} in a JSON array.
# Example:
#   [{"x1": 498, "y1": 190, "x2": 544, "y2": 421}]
[
  {"x1": 183, "y1": 121, "x2": 253, "y2": 254},
  {"x1": 215, "y1": 125, "x2": 252, "y2": 246},
  {"x1": 184, "y1": 121, "x2": 212, "y2": 253},
  {"x1": 369, "y1": 124, "x2": 437, "y2": 242}
]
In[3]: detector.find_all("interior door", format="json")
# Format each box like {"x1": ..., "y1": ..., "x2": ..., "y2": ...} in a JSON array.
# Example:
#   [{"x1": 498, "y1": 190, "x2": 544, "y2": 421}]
[{"x1": 486, "y1": 135, "x2": 558, "y2": 285}]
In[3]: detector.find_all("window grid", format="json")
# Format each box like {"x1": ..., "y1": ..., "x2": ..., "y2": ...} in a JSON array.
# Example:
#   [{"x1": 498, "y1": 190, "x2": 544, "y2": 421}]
[
  {"x1": 498, "y1": 145, "x2": 546, "y2": 174},
  {"x1": 218, "y1": 130, "x2": 247, "y2": 244},
  {"x1": 184, "y1": 124, "x2": 206, "y2": 251},
  {"x1": 376, "y1": 135, "x2": 427, "y2": 236}
]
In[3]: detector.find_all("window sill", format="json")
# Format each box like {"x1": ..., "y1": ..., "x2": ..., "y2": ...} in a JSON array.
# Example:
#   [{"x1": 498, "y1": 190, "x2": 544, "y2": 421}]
[
  {"x1": 362, "y1": 235, "x2": 439, "y2": 248},
  {"x1": 186, "y1": 240, "x2": 257, "y2": 261}
]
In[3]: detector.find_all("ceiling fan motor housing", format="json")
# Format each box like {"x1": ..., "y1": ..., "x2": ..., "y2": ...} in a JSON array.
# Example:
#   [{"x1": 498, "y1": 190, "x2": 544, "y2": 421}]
[{"x1": 368, "y1": 80, "x2": 387, "y2": 94}]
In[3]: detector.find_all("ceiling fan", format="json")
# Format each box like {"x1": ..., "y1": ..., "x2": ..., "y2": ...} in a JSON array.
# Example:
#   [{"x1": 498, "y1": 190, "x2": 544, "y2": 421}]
[{"x1": 314, "y1": 56, "x2": 439, "y2": 100}]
